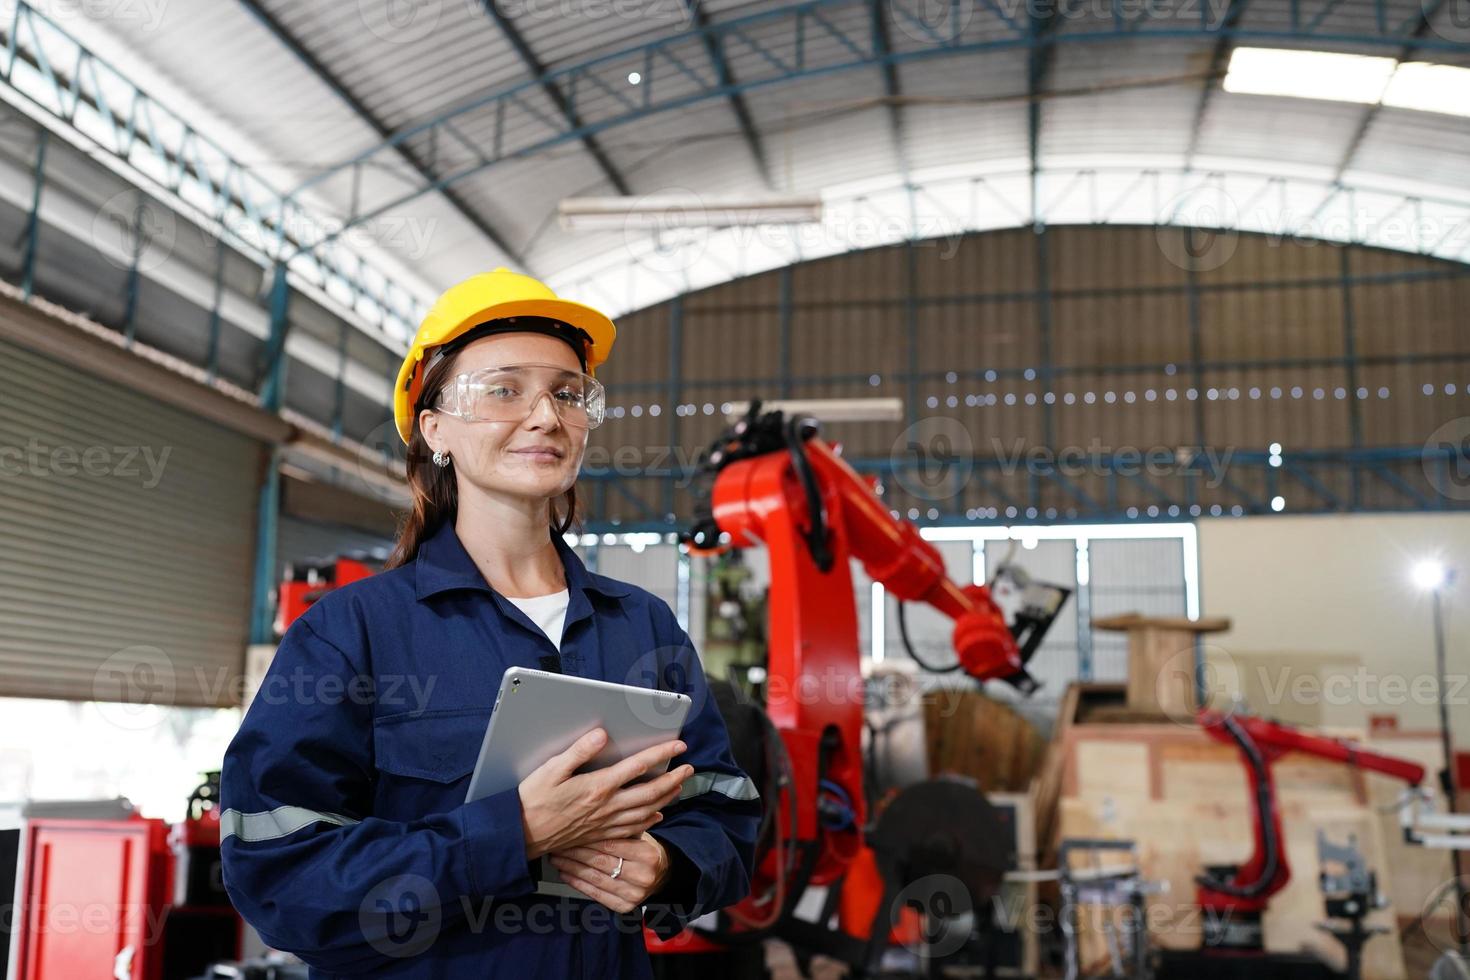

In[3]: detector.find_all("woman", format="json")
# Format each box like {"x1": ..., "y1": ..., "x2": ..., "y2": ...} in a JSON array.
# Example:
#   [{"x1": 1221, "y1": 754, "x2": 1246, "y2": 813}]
[{"x1": 220, "y1": 268, "x2": 761, "y2": 978}]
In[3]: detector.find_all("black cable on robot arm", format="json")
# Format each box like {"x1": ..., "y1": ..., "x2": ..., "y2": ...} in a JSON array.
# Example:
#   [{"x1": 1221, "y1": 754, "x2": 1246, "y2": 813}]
[
  {"x1": 783, "y1": 414, "x2": 833, "y2": 573},
  {"x1": 1195, "y1": 713, "x2": 1282, "y2": 899},
  {"x1": 896, "y1": 599, "x2": 963, "y2": 673}
]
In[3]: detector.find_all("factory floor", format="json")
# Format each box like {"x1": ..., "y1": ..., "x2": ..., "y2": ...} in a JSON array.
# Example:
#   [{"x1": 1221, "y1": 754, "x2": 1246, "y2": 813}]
[
  {"x1": 761, "y1": 927, "x2": 1462, "y2": 978},
  {"x1": 765, "y1": 939, "x2": 847, "y2": 977}
]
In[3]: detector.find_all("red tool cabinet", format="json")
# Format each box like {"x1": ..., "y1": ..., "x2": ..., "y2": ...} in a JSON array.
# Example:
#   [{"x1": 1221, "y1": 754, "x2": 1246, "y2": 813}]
[{"x1": 13, "y1": 817, "x2": 172, "y2": 980}]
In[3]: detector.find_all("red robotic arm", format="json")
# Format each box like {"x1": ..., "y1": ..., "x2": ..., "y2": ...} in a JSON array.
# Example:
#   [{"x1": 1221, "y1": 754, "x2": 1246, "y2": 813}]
[
  {"x1": 1195, "y1": 709, "x2": 1427, "y2": 915},
  {"x1": 673, "y1": 406, "x2": 1038, "y2": 938}
]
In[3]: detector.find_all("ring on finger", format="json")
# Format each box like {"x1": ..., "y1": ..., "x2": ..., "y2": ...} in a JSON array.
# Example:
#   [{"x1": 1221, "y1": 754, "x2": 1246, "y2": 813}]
[{"x1": 609, "y1": 856, "x2": 625, "y2": 880}]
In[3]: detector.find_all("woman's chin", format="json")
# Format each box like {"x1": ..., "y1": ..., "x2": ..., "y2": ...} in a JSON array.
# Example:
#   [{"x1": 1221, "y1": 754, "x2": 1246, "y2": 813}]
[{"x1": 486, "y1": 469, "x2": 576, "y2": 499}]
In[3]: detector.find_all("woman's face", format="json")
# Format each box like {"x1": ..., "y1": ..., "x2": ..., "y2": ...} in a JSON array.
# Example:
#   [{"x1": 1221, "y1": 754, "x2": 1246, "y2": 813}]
[{"x1": 420, "y1": 332, "x2": 590, "y2": 506}]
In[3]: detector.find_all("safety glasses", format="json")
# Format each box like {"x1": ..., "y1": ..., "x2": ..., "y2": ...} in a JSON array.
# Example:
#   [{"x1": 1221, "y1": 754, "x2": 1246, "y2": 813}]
[{"x1": 434, "y1": 362, "x2": 606, "y2": 430}]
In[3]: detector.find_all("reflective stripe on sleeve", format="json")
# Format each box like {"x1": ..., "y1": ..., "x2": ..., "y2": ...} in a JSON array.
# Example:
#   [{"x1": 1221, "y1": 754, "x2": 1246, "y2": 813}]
[
  {"x1": 220, "y1": 806, "x2": 361, "y2": 842},
  {"x1": 677, "y1": 771, "x2": 760, "y2": 802}
]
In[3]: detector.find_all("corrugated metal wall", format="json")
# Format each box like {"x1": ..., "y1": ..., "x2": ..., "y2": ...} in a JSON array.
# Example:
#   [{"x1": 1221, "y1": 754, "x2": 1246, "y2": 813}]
[
  {"x1": 574, "y1": 227, "x2": 1462, "y2": 690},
  {"x1": 587, "y1": 227, "x2": 1470, "y2": 525},
  {"x1": 0, "y1": 335, "x2": 258, "y2": 706},
  {"x1": 1088, "y1": 538, "x2": 1188, "y2": 681}
]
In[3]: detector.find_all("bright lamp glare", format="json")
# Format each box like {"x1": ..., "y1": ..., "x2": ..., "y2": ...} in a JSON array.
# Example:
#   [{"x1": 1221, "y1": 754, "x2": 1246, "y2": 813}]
[
  {"x1": 1412, "y1": 560, "x2": 1447, "y2": 590},
  {"x1": 1222, "y1": 48, "x2": 1470, "y2": 120},
  {"x1": 1382, "y1": 62, "x2": 1470, "y2": 119},
  {"x1": 1223, "y1": 47, "x2": 1396, "y2": 105}
]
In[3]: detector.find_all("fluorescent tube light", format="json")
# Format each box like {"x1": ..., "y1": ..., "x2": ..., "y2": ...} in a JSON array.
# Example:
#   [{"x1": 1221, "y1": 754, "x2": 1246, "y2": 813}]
[
  {"x1": 1223, "y1": 47, "x2": 1396, "y2": 105},
  {"x1": 1382, "y1": 61, "x2": 1470, "y2": 118},
  {"x1": 723, "y1": 398, "x2": 905, "y2": 423},
  {"x1": 560, "y1": 195, "x2": 823, "y2": 231}
]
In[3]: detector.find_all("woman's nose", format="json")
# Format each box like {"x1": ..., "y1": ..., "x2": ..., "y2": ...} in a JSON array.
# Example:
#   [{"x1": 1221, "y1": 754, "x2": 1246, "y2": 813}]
[{"x1": 523, "y1": 389, "x2": 563, "y2": 430}]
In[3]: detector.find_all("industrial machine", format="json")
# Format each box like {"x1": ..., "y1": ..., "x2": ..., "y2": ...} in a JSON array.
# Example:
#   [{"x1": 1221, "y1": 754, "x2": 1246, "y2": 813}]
[
  {"x1": 1315, "y1": 830, "x2": 1388, "y2": 980},
  {"x1": 273, "y1": 554, "x2": 379, "y2": 635},
  {"x1": 1151, "y1": 709, "x2": 1430, "y2": 980},
  {"x1": 1054, "y1": 838, "x2": 1161, "y2": 980},
  {"x1": 7, "y1": 775, "x2": 241, "y2": 980},
  {"x1": 649, "y1": 403, "x2": 1070, "y2": 977}
]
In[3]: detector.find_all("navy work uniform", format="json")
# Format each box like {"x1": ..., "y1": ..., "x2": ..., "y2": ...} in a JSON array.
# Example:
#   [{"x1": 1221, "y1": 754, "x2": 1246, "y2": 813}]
[{"x1": 220, "y1": 521, "x2": 761, "y2": 978}]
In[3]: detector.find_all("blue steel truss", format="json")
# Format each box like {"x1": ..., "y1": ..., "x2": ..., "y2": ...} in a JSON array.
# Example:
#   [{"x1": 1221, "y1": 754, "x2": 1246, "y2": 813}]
[
  {"x1": 0, "y1": 2, "x2": 424, "y2": 341},
  {"x1": 574, "y1": 445, "x2": 1469, "y2": 532},
  {"x1": 280, "y1": 0, "x2": 1470, "y2": 258},
  {"x1": 3, "y1": 0, "x2": 1468, "y2": 333}
]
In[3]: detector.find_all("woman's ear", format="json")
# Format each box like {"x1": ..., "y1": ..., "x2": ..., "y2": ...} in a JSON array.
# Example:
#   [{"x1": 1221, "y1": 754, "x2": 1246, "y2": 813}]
[{"x1": 419, "y1": 409, "x2": 442, "y2": 453}]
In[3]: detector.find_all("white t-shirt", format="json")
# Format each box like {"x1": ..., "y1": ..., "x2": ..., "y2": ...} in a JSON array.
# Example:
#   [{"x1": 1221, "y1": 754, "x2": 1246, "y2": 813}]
[{"x1": 503, "y1": 589, "x2": 570, "y2": 651}]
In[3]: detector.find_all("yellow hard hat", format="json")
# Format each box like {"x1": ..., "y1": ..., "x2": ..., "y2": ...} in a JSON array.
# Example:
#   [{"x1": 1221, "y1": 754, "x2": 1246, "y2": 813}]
[{"x1": 392, "y1": 267, "x2": 616, "y2": 444}]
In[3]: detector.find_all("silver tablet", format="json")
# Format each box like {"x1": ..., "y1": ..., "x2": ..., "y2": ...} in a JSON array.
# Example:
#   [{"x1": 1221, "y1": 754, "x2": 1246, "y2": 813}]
[
  {"x1": 466, "y1": 665, "x2": 692, "y2": 802},
  {"x1": 465, "y1": 666, "x2": 693, "y2": 897}
]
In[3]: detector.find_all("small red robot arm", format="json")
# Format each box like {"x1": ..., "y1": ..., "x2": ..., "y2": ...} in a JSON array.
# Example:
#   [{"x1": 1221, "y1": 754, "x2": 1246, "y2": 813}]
[{"x1": 1195, "y1": 709, "x2": 1426, "y2": 913}]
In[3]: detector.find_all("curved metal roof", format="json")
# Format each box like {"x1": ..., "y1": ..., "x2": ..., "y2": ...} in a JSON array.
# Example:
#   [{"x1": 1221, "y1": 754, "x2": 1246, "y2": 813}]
[{"x1": 12, "y1": 0, "x2": 1470, "y2": 326}]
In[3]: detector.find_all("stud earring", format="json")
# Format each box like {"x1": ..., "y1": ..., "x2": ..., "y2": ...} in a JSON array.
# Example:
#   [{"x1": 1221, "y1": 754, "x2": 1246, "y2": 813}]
[{"x1": 432, "y1": 449, "x2": 451, "y2": 468}]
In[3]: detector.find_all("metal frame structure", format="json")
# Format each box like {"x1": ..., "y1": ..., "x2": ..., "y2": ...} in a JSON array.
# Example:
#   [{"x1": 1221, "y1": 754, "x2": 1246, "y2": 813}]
[
  {"x1": 0, "y1": 1, "x2": 426, "y2": 341},
  {"x1": 556, "y1": 164, "x2": 1470, "y2": 314},
  {"x1": 1, "y1": 0, "x2": 1466, "y2": 552},
  {"x1": 276, "y1": 0, "x2": 1470, "y2": 263},
  {"x1": 581, "y1": 207, "x2": 1467, "y2": 537},
  {"x1": 235, "y1": 0, "x2": 527, "y2": 269},
  {"x1": 3, "y1": 0, "x2": 1467, "y2": 334},
  {"x1": 575, "y1": 444, "x2": 1467, "y2": 532}
]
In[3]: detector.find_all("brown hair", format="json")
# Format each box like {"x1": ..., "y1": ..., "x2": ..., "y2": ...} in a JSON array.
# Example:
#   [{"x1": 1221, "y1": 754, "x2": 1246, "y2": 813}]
[{"x1": 384, "y1": 344, "x2": 583, "y2": 570}]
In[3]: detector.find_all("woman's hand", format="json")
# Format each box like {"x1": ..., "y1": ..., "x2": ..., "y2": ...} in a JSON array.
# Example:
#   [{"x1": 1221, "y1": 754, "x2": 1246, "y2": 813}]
[
  {"x1": 548, "y1": 834, "x2": 671, "y2": 913},
  {"x1": 518, "y1": 728, "x2": 692, "y2": 860}
]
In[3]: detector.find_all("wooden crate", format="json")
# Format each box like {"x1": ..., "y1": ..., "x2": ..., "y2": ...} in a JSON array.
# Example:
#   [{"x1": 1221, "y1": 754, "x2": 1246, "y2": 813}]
[
  {"x1": 1030, "y1": 683, "x2": 1127, "y2": 870},
  {"x1": 924, "y1": 689, "x2": 1045, "y2": 794}
]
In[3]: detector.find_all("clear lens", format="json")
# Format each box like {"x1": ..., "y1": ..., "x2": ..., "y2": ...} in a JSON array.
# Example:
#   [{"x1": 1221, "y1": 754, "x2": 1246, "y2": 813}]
[{"x1": 437, "y1": 363, "x2": 605, "y2": 429}]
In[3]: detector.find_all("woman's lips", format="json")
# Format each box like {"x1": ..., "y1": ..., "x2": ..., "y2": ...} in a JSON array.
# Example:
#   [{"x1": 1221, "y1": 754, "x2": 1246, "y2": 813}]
[{"x1": 512, "y1": 448, "x2": 564, "y2": 462}]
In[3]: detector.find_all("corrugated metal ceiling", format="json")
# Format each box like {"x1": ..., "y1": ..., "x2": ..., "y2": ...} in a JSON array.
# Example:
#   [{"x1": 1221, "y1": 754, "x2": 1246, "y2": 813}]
[{"x1": 27, "y1": 0, "x2": 1470, "y2": 323}]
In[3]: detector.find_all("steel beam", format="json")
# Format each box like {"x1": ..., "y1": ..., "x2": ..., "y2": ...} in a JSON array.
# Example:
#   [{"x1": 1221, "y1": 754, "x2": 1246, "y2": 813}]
[
  {"x1": 1184, "y1": 0, "x2": 1252, "y2": 170},
  {"x1": 575, "y1": 445, "x2": 1462, "y2": 528},
  {"x1": 474, "y1": 0, "x2": 630, "y2": 196},
  {"x1": 1331, "y1": 0, "x2": 1448, "y2": 182},
  {"x1": 19, "y1": 127, "x2": 45, "y2": 299},
  {"x1": 1027, "y1": 0, "x2": 1061, "y2": 225},
  {"x1": 258, "y1": 262, "x2": 293, "y2": 412},
  {"x1": 249, "y1": 445, "x2": 282, "y2": 645},
  {"x1": 237, "y1": 0, "x2": 527, "y2": 268},
  {"x1": 869, "y1": 0, "x2": 910, "y2": 184},
  {"x1": 280, "y1": 0, "x2": 1466, "y2": 257},
  {"x1": 683, "y1": 0, "x2": 772, "y2": 186}
]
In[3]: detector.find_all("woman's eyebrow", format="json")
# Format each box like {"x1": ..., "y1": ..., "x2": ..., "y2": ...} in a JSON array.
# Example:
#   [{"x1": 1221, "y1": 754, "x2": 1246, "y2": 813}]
[{"x1": 473, "y1": 365, "x2": 579, "y2": 376}]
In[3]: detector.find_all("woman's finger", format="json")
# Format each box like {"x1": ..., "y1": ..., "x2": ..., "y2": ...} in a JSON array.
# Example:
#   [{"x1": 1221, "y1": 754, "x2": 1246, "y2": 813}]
[
  {"x1": 555, "y1": 847, "x2": 620, "y2": 874},
  {"x1": 595, "y1": 804, "x2": 663, "y2": 833},
  {"x1": 554, "y1": 845, "x2": 654, "y2": 888},
  {"x1": 561, "y1": 839, "x2": 646, "y2": 862},
  {"x1": 606, "y1": 769, "x2": 688, "y2": 813},
  {"x1": 591, "y1": 814, "x2": 660, "y2": 842},
  {"x1": 551, "y1": 855, "x2": 641, "y2": 909},
  {"x1": 556, "y1": 871, "x2": 637, "y2": 914},
  {"x1": 598, "y1": 740, "x2": 686, "y2": 790}
]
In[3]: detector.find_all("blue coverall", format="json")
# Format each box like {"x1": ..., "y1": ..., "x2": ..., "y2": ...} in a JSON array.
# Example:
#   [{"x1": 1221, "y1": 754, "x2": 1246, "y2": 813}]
[{"x1": 220, "y1": 520, "x2": 761, "y2": 978}]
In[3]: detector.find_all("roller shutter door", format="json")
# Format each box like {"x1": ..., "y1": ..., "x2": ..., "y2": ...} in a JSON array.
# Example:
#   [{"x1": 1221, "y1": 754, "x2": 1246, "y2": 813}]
[{"x1": 0, "y1": 335, "x2": 259, "y2": 706}]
